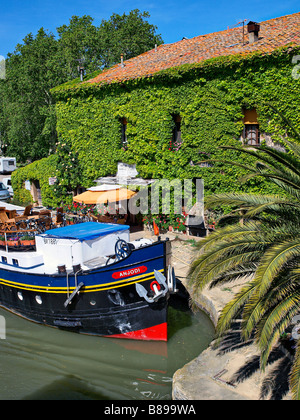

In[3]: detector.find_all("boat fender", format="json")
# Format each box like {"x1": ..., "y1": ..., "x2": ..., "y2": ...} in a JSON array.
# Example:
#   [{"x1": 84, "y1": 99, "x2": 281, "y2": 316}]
[{"x1": 167, "y1": 265, "x2": 178, "y2": 293}]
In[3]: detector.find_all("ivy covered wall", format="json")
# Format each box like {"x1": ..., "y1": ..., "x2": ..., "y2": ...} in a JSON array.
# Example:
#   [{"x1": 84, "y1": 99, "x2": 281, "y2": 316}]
[
  {"x1": 12, "y1": 46, "x2": 300, "y2": 205},
  {"x1": 11, "y1": 154, "x2": 59, "y2": 207}
]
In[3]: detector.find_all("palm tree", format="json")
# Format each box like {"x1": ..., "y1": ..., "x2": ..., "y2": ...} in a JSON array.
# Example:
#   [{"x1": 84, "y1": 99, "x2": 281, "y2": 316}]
[{"x1": 188, "y1": 133, "x2": 300, "y2": 399}]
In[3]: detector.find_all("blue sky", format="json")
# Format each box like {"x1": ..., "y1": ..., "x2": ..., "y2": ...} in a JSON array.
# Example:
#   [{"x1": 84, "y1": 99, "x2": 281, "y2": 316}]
[{"x1": 0, "y1": 0, "x2": 299, "y2": 57}]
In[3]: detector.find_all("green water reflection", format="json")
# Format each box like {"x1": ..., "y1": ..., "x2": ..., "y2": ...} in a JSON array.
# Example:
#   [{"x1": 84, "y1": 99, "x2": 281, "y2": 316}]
[{"x1": 0, "y1": 297, "x2": 215, "y2": 400}]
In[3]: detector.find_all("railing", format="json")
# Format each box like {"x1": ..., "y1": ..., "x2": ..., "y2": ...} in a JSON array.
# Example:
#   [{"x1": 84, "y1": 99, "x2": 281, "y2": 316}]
[
  {"x1": 0, "y1": 230, "x2": 37, "y2": 252},
  {"x1": 0, "y1": 208, "x2": 127, "y2": 253}
]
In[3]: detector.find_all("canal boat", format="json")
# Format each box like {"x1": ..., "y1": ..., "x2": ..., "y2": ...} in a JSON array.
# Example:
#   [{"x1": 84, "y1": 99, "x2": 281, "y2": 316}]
[{"x1": 0, "y1": 222, "x2": 177, "y2": 341}]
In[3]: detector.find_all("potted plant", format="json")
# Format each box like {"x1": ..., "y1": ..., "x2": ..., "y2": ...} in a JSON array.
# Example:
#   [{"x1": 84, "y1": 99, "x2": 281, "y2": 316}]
[
  {"x1": 65, "y1": 215, "x2": 75, "y2": 225},
  {"x1": 7, "y1": 235, "x2": 19, "y2": 247},
  {"x1": 208, "y1": 220, "x2": 215, "y2": 229},
  {"x1": 207, "y1": 214, "x2": 216, "y2": 229},
  {"x1": 0, "y1": 235, "x2": 5, "y2": 247},
  {"x1": 20, "y1": 234, "x2": 35, "y2": 246}
]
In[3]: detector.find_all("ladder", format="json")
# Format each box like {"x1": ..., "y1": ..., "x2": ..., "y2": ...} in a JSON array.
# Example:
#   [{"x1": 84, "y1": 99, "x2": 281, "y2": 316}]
[{"x1": 64, "y1": 266, "x2": 84, "y2": 308}]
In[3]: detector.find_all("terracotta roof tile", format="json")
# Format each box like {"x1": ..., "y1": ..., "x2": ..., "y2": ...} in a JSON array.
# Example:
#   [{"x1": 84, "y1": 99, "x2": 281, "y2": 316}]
[{"x1": 86, "y1": 12, "x2": 300, "y2": 85}]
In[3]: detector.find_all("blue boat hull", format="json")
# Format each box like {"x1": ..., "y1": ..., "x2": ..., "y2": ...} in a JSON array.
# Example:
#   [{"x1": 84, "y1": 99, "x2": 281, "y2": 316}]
[{"x1": 0, "y1": 240, "x2": 170, "y2": 341}]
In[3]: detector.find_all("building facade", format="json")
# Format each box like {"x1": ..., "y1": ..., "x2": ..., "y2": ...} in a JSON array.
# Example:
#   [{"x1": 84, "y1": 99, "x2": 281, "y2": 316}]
[{"x1": 13, "y1": 13, "x2": 300, "y2": 206}]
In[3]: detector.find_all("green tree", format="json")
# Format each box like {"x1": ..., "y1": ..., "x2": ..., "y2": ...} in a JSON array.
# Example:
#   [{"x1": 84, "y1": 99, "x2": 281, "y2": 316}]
[
  {"x1": 0, "y1": 79, "x2": 8, "y2": 154},
  {"x1": 98, "y1": 9, "x2": 163, "y2": 68},
  {"x1": 188, "y1": 121, "x2": 300, "y2": 399},
  {"x1": 3, "y1": 29, "x2": 60, "y2": 161},
  {"x1": 0, "y1": 10, "x2": 163, "y2": 163},
  {"x1": 56, "y1": 15, "x2": 101, "y2": 78}
]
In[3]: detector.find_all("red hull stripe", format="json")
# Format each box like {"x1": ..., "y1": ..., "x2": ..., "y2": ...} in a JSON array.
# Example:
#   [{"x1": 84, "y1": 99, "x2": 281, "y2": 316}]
[{"x1": 108, "y1": 322, "x2": 167, "y2": 341}]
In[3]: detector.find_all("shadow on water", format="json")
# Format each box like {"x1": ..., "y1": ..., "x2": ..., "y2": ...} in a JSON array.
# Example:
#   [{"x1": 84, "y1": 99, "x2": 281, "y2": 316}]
[
  {"x1": 23, "y1": 375, "x2": 110, "y2": 400},
  {"x1": 0, "y1": 293, "x2": 215, "y2": 400}
]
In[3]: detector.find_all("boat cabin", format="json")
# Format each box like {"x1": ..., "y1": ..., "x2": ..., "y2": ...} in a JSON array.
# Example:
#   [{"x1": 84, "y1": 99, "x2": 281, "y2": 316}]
[{"x1": 36, "y1": 222, "x2": 131, "y2": 273}]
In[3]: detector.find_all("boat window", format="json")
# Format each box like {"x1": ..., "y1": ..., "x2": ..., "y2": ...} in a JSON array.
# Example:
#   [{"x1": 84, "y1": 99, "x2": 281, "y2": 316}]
[
  {"x1": 12, "y1": 259, "x2": 19, "y2": 266},
  {"x1": 1, "y1": 256, "x2": 7, "y2": 263}
]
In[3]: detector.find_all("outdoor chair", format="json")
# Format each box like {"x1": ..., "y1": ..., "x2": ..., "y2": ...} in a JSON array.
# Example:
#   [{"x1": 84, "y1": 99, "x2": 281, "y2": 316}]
[
  {"x1": 98, "y1": 215, "x2": 113, "y2": 224},
  {"x1": 36, "y1": 214, "x2": 53, "y2": 231},
  {"x1": 15, "y1": 205, "x2": 35, "y2": 221},
  {"x1": 88, "y1": 212, "x2": 98, "y2": 222},
  {"x1": 0, "y1": 209, "x2": 17, "y2": 231},
  {"x1": 55, "y1": 207, "x2": 64, "y2": 226}
]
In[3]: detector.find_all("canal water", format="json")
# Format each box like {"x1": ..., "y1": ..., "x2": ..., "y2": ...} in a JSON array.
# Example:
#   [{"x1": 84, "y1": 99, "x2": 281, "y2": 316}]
[{"x1": 0, "y1": 296, "x2": 215, "y2": 400}]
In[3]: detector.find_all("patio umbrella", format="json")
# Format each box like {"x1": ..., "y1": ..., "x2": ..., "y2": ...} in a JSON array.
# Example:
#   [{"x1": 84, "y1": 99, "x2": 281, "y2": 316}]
[{"x1": 73, "y1": 188, "x2": 137, "y2": 205}]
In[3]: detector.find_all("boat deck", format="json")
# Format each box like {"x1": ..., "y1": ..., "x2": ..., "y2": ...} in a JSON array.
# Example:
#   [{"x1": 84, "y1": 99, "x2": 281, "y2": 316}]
[{"x1": 83, "y1": 256, "x2": 108, "y2": 269}]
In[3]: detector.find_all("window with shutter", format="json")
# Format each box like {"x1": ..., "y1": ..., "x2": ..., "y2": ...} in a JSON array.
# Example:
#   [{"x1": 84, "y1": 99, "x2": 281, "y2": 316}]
[
  {"x1": 243, "y1": 109, "x2": 260, "y2": 146},
  {"x1": 245, "y1": 124, "x2": 260, "y2": 146}
]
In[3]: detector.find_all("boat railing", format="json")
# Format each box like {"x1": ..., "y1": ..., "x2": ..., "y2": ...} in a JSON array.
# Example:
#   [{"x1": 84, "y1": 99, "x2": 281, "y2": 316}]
[
  {"x1": 0, "y1": 229, "x2": 38, "y2": 252},
  {"x1": 0, "y1": 205, "x2": 129, "y2": 254},
  {"x1": 0, "y1": 212, "x2": 95, "y2": 253}
]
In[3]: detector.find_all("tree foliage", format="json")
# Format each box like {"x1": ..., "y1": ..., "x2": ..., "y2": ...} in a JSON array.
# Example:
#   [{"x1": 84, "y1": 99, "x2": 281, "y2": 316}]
[
  {"x1": 97, "y1": 10, "x2": 163, "y2": 68},
  {"x1": 0, "y1": 10, "x2": 163, "y2": 163},
  {"x1": 56, "y1": 15, "x2": 101, "y2": 79},
  {"x1": 0, "y1": 28, "x2": 59, "y2": 161}
]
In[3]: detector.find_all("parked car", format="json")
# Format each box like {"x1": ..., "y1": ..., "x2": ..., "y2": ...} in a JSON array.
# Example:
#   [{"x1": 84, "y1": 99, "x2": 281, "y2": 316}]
[
  {"x1": 2, "y1": 177, "x2": 13, "y2": 197},
  {"x1": 0, "y1": 182, "x2": 11, "y2": 202}
]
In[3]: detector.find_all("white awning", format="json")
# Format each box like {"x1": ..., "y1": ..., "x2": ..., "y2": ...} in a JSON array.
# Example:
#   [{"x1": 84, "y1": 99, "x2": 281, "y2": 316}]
[
  {"x1": 0, "y1": 201, "x2": 25, "y2": 213},
  {"x1": 87, "y1": 184, "x2": 122, "y2": 192}
]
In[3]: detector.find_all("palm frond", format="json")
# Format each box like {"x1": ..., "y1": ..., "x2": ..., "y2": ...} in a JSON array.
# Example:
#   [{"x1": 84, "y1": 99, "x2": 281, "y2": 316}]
[
  {"x1": 205, "y1": 192, "x2": 287, "y2": 209},
  {"x1": 243, "y1": 200, "x2": 300, "y2": 218},
  {"x1": 210, "y1": 263, "x2": 257, "y2": 286},
  {"x1": 241, "y1": 270, "x2": 300, "y2": 340},
  {"x1": 256, "y1": 146, "x2": 300, "y2": 177},
  {"x1": 284, "y1": 138, "x2": 300, "y2": 156},
  {"x1": 220, "y1": 143, "x2": 300, "y2": 197},
  {"x1": 188, "y1": 224, "x2": 267, "y2": 290},
  {"x1": 290, "y1": 341, "x2": 300, "y2": 400},
  {"x1": 254, "y1": 239, "x2": 300, "y2": 297},
  {"x1": 241, "y1": 286, "x2": 266, "y2": 341},
  {"x1": 266, "y1": 103, "x2": 300, "y2": 141},
  {"x1": 216, "y1": 280, "x2": 257, "y2": 337},
  {"x1": 258, "y1": 292, "x2": 300, "y2": 370},
  {"x1": 207, "y1": 193, "x2": 300, "y2": 220}
]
